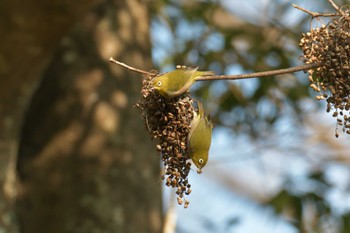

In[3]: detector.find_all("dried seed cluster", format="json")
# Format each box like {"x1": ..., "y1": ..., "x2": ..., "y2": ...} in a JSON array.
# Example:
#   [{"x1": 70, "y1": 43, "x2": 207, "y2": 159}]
[
  {"x1": 136, "y1": 73, "x2": 195, "y2": 208},
  {"x1": 300, "y1": 14, "x2": 350, "y2": 137}
]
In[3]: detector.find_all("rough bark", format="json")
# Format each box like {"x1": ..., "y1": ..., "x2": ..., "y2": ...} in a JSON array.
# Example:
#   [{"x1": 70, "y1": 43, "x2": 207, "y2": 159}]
[
  {"x1": 1, "y1": 0, "x2": 162, "y2": 232},
  {"x1": 0, "y1": 0, "x2": 99, "y2": 231}
]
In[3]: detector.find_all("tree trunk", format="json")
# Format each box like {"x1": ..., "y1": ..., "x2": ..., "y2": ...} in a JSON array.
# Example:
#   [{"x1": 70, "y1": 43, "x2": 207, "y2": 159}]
[{"x1": 1, "y1": 0, "x2": 162, "y2": 232}]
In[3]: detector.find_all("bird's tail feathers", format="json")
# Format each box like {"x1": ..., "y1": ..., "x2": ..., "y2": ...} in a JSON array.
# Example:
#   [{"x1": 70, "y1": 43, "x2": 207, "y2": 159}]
[{"x1": 200, "y1": 71, "x2": 215, "y2": 76}]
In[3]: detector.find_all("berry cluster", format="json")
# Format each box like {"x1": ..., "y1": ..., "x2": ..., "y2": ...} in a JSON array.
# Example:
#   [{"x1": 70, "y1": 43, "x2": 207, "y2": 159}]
[
  {"x1": 136, "y1": 73, "x2": 194, "y2": 208},
  {"x1": 300, "y1": 13, "x2": 350, "y2": 137}
]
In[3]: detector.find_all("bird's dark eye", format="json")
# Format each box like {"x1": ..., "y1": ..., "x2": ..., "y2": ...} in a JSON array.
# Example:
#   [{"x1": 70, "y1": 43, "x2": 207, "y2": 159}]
[
  {"x1": 198, "y1": 159, "x2": 204, "y2": 164},
  {"x1": 157, "y1": 81, "x2": 162, "y2": 87}
]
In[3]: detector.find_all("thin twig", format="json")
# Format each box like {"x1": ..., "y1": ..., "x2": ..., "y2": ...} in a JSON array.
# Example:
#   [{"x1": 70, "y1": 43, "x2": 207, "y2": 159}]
[
  {"x1": 328, "y1": 0, "x2": 344, "y2": 15},
  {"x1": 292, "y1": 4, "x2": 339, "y2": 17},
  {"x1": 163, "y1": 192, "x2": 177, "y2": 233},
  {"x1": 196, "y1": 63, "x2": 322, "y2": 81},
  {"x1": 109, "y1": 57, "x2": 153, "y2": 76},
  {"x1": 109, "y1": 58, "x2": 322, "y2": 82}
]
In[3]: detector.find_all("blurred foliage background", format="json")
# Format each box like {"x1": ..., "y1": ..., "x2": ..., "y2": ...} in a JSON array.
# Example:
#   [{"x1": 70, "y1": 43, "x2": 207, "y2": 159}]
[
  {"x1": 153, "y1": 0, "x2": 350, "y2": 233},
  {"x1": 0, "y1": 0, "x2": 349, "y2": 233}
]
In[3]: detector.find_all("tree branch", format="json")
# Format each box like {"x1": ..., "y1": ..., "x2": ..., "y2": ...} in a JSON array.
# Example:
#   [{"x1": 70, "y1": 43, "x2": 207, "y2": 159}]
[
  {"x1": 328, "y1": 0, "x2": 345, "y2": 15},
  {"x1": 196, "y1": 63, "x2": 322, "y2": 81},
  {"x1": 292, "y1": 4, "x2": 340, "y2": 17},
  {"x1": 109, "y1": 57, "x2": 154, "y2": 76},
  {"x1": 109, "y1": 58, "x2": 322, "y2": 82}
]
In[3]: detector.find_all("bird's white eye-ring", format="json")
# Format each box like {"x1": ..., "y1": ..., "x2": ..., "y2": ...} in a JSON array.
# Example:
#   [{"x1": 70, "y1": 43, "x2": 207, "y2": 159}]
[
  {"x1": 157, "y1": 81, "x2": 162, "y2": 87},
  {"x1": 198, "y1": 158, "x2": 204, "y2": 164}
]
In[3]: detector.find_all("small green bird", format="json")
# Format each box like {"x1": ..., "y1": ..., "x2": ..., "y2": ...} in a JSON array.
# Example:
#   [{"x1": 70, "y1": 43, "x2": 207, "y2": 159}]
[
  {"x1": 152, "y1": 66, "x2": 214, "y2": 98},
  {"x1": 188, "y1": 101, "x2": 213, "y2": 174}
]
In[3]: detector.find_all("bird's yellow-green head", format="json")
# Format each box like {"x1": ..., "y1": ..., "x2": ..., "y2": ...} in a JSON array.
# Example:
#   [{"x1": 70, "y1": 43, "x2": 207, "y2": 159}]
[
  {"x1": 191, "y1": 151, "x2": 208, "y2": 174},
  {"x1": 152, "y1": 75, "x2": 169, "y2": 97}
]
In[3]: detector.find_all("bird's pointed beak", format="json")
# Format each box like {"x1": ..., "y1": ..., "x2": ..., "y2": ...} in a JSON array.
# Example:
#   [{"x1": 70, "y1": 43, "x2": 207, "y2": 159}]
[{"x1": 197, "y1": 168, "x2": 202, "y2": 174}]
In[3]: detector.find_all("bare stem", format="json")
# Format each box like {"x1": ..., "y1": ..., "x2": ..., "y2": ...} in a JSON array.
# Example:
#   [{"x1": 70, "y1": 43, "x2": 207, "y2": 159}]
[
  {"x1": 109, "y1": 57, "x2": 153, "y2": 76},
  {"x1": 328, "y1": 0, "x2": 344, "y2": 15},
  {"x1": 292, "y1": 4, "x2": 340, "y2": 17},
  {"x1": 196, "y1": 63, "x2": 322, "y2": 81},
  {"x1": 109, "y1": 58, "x2": 322, "y2": 82}
]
